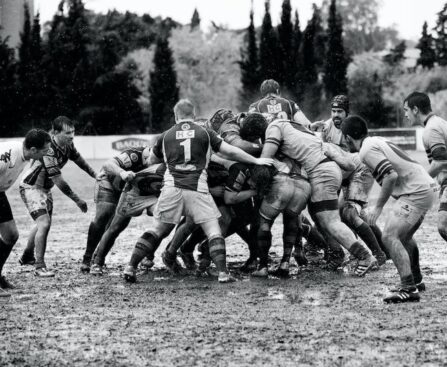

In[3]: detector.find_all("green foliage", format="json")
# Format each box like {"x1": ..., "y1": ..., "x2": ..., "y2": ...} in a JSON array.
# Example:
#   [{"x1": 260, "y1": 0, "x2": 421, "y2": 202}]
[
  {"x1": 435, "y1": 4, "x2": 447, "y2": 66},
  {"x1": 0, "y1": 37, "x2": 18, "y2": 136},
  {"x1": 291, "y1": 10, "x2": 304, "y2": 102},
  {"x1": 323, "y1": 0, "x2": 349, "y2": 98},
  {"x1": 149, "y1": 36, "x2": 179, "y2": 132},
  {"x1": 383, "y1": 41, "x2": 406, "y2": 66},
  {"x1": 417, "y1": 22, "x2": 436, "y2": 69},
  {"x1": 277, "y1": 0, "x2": 293, "y2": 87},
  {"x1": 190, "y1": 8, "x2": 201, "y2": 31},
  {"x1": 259, "y1": 0, "x2": 280, "y2": 80}
]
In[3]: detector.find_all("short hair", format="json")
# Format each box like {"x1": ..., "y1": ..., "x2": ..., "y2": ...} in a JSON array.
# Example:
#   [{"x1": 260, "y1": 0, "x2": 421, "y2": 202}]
[
  {"x1": 340, "y1": 115, "x2": 368, "y2": 140},
  {"x1": 331, "y1": 95, "x2": 350, "y2": 114},
  {"x1": 404, "y1": 92, "x2": 432, "y2": 114},
  {"x1": 250, "y1": 165, "x2": 277, "y2": 196},
  {"x1": 260, "y1": 79, "x2": 280, "y2": 96},
  {"x1": 52, "y1": 116, "x2": 75, "y2": 132},
  {"x1": 208, "y1": 108, "x2": 234, "y2": 132},
  {"x1": 24, "y1": 128, "x2": 51, "y2": 150},
  {"x1": 240, "y1": 113, "x2": 268, "y2": 142},
  {"x1": 174, "y1": 99, "x2": 195, "y2": 120}
]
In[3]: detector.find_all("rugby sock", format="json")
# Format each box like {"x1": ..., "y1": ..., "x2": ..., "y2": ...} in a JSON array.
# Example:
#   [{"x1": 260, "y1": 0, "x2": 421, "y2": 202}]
[
  {"x1": 407, "y1": 244, "x2": 422, "y2": 284},
  {"x1": 129, "y1": 232, "x2": 161, "y2": 268},
  {"x1": 83, "y1": 222, "x2": 105, "y2": 264},
  {"x1": 355, "y1": 223, "x2": 384, "y2": 256},
  {"x1": 180, "y1": 228, "x2": 205, "y2": 254},
  {"x1": 349, "y1": 241, "x2": 371, "y2": 261},
  {"x1": 208, "y1": 237, "x2": 227, "y2": 273},
  {"x1": 258, "y1": 230, "x2": 272, "y2": 269},
  {"x1": 401, "y1": 274, "x2": 416, "y2": 289},
  {"x1": 0, "y1": 239, "x2": 14, "y2": 275},
  {"x1": 371, "y1": 224, "x2": 390, "y2": 259},
  {"x1": 167, "y1": 222, "x2": 195, "y2": 256},
  {"x1": 304, "y1": 225, "x2": 327, "y2": 251}
]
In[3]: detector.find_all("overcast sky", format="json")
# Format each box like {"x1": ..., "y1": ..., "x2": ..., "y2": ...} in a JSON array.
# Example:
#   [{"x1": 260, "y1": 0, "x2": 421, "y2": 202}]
[{"x1": 35, "y1": 0, "x2": 445, "y2": 41}]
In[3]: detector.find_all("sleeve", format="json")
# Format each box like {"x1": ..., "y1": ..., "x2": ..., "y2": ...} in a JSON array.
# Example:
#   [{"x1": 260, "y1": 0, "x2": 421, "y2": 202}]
[
  {"x1": 427, "y1": 125, "x2": 447, "y2": 161},
  {"x1": 42, "y1": 148, "x2": 61, "y2": 178},
  {"x1": 359, "y1": 141, "x2": 395, "y2": 185},
  {"x1": 225, "y1": 164, "x2": 246, "y2": 193},
  {"x1": 290, "y1": 101, "x2": 301, "y2": 115},
  {"x1": 264, "y1": 123, "x2": 283, "y2": 147},
  {"x1": 113, "y1": 150, "x2": 134, "y2": 169},
  {"x1": 219, "y1": 121, "x2": 240, "y2": 139},
  {"x1": 152, "y1": 133, "x2": 165, "y2": 159},
  {"x1": 248, "y1": 102, "x2": 258, "y2": 113},
  {"x1": 68, "y1": 143, "x2": 81, "y2": 161},
  {"x1": 207, "y1": 128, "x2": 223, "y2": 152}
]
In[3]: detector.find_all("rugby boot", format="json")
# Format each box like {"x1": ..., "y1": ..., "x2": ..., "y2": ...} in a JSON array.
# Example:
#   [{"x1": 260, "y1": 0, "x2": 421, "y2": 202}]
[
  {"x1": 391, "y1": 282, "x2": 426, "y2": 293},
  {"x1": 384, "y1": 287, "x2": 420, "y2": 304},
  {"x1": 178, "y1": 250, "x2": 196, "y2": 271},
  {"x1": 323, "y1": 248, "x2": 346, "y2": 271},
  {"x1": 162, "y1": 251, "x2": 185, "y2": 275},
  {"x1": 0, "y1": 275, "x2": 15, "y2": 289},
  {"x1": 251, "y1": 267, "x2": 269, "y2": 278},
  {"x1": 293, "y1": 248, "x2": 308, "y2": 267},
  {"x1": 34, "y1": 267, "x2": 55, "y2": 277},
  {"x1": 195, "y1": 257, "x2": 212, "y2": 277},
  {"x1": 218, "y1": 272, "x2": 236, "y2": 283},
  {"x1": 19, "y1": 252, "x2": 35, "y2": 266},
  {"x1": 373, "y1": 250, "x2": 387, "y2": 267},
  {"x1": 270, "y1": 261, "x2": 290, "y2": 278},
  {"x1": 90, "y1": 264, "x2": 104, "y2": 276},
  {"x1": 240, "y1": 257, "x2": 258, "y2": 273},
  {"x1": 140, "y1": 257, "x2": 155, "y2": 270},
  {"x1": 123, "y1": 265, "x2": 137, "y2": 283},
  {"x1": 353, "y1": 255, "x2": 377, "y2": 277},
  {"x1": 80, "y1": 262, "x2": 91, "y2": 273}
]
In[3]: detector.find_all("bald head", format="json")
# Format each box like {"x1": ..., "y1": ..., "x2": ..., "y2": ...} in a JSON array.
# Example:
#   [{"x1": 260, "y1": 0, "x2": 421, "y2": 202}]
[{"x1": 174, "y1": 99, "x2": 195, "y2": 122}]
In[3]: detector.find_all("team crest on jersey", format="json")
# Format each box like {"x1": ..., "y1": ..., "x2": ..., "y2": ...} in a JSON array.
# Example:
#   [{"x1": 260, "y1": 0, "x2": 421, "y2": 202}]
[
  {"x1": 47, "y1": 147, "x2": 54, "y2": 156},
  {"x1": 269, "y1": 99, "x2": 277, "y2": 105},
  {"x1": 130, "y1": 153, "x2": 138, "y2": 162},
  {"x1": 181, "y1": 123, "x2": 190, "y2": 130}
]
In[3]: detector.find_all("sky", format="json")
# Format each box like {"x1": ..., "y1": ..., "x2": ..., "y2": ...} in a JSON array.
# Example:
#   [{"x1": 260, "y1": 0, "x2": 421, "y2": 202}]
[{"x1": 35, "y1": 0, "x2": 446, "y2": 41}]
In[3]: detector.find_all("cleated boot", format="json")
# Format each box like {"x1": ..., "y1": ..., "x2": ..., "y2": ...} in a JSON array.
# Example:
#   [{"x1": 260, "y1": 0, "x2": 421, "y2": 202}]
[
  {"x1": 140, "y1": 257, "x2": 154, "y2": 270},
  {"x1": 270, "y1": 262, "x2": 290, "y2": 278},
  {"x1": 34, "y1": 267, "x2": 55, "y2": 277},
  {"x1": 0, "y1": 276, "x2": 15, "y2": 289},
  {"x1": 353, "y1": 255, "x2": 377, "y2": 277},
  {"x1": 218, "y1": 272, "x2": 236, "y2": 283},
  {"x1": 90, "y1": 264, "x2": 104, "y2": 276},
  {"x1": 240, "y1": 257, "x2": 258, "y2": 273},
  {"x1": 178, "y1": 250, "x2": 196, "y2": 271},
  {"x1": 80, "y1": 262, "x2": 91, "y2": 273},
  {"x1": 162, "y1": 251, "x2": 185, "y2": 275},
  {"x1": 123, "y1": 265, "x2": 137, "y2": 283},
  {"x1": 19, "y1": 253, "x2": 35, "y2": 266},
  {"x1": 251, "y1": 267, "x2": 269, "y2": 278},
  {"x1": 384, "y1": 287, "x2": 420, "y2": 304}
]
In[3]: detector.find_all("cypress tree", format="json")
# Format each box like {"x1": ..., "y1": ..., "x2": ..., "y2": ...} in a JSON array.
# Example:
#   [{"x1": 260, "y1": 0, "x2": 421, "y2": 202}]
[
  {"x1": 383, "y1": 41, "x2": 406, "y2": 66},
  {"x1": 277, "y1": 0, "x2": 293, "y2": 87},
  {"x1": 149, "y1": 36, "x2": 179, "y2": 132},
  {"x1": 417, "y1": 21, "x2": 436, "y2": 69},
  {"x1": 190, "y1": 8, "x2": 201, "y2": 30},
  {"x1": 292, "y1": 10, "x2": 304, "y2": 102},
  {"x1": 323, "y1": 0, "x2": 348, "y2": 98},
  {"x1": 239, "y1": 7, "x2": 261, "y2": 109},
  {"x1": 18, "y1": 2, "x2": 32, "y2": 82},
  {"x1": 310, "y1": 4, "x2": 326, "y2": 71},
  {"x1": 435, "y1": 4, "x2": 447, "y2": 66},
  {"x1": 0, "y1": 37, "x2": 18, "y2": 135},
  {"x1": 259, "y1": 0, "x2": 280, "y2": 80}
]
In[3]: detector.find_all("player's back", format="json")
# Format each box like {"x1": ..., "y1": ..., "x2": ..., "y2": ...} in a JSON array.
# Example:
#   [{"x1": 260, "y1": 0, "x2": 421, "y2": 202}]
[
  {"x1": 155, "y1": 121, "x2": 222, "y2": 192},
  {"x1": 423, "y1": 114, "x2": 447, "y2": 184},
  {"x1": 249, "y1": 95, "x2": 296, "y2": 120},
  {"x1": 266, "y1": 119, "x2": 326, "y2": 174},
  {"x1": 360, "y1": 137, "x2": 435, "y2": 200}
]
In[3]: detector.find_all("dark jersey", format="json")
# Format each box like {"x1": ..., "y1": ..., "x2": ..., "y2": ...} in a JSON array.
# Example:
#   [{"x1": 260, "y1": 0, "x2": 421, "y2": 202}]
[
  {"x1": 153, "y1": 120, "x2": 223, "y2": 192},
  {"x1": 130, "y1": 163, "x2": 166, "y2": 196},
  {"x1": 225, "y1": 162, "x2": 255, "y2": 216},
  {"x1": 207, "y1": 161, "x2": 229, "y2": 188},
  {"x1": 249, "y1": 95, "x2": 300, "y2": 120},
  {"x1": 21, "y1": 136, "x2": 80, "y2": 189}
]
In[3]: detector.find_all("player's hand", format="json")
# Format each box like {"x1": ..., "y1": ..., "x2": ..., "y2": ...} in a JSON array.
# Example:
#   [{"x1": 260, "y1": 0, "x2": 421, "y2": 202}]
[
  {"x1": 120, "y1": 171, "x2": 136, "y2": 182},
  {"x1": 365, "y1": 206, "x2": 382, "y2": 226},
  {"x1": 311, "y1": 120, "x2": 325, "y2": 131},
  {"x1": 255, "y1": 157, "x2": 274, "y2": 166},
  {"x1": 76, "y1": 199, "x2": 88, "y2": 213}
]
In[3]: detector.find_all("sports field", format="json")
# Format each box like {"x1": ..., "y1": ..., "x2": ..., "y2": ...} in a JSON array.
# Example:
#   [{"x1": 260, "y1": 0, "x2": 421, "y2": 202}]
[{"x1": 1, "y1": 151, "x2": 447, "y2": 367}]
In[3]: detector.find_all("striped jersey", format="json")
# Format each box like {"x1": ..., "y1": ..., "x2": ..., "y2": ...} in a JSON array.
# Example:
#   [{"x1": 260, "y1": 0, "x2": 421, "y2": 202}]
[
  {"x1": 128, "y1": 163, "x2": 166, "y2": 196},
  {"x1": 321, "y1": 118, "x2": 349, "y2": 151},
  {"x1": 265, "y1": 119, "x2": 327, "y2": 175},
  {"x1": 359, "y1": 136, "x2": 435, "y2": 206},
  {"x1": 152, "y1": 120, "x2": 223, "y2": 192},
  {"x1": 0, "y1": 141, "x2": 27, "y2": 192},
  {"x1": 249, "y1": 95, "x2": 300, "y2": 121},
  {"x1": 422, "y1": 113, "x2": 447, "y2": 185},
  {"x1": 20, "y1": 136, "x2": 80, "y2": 189}
]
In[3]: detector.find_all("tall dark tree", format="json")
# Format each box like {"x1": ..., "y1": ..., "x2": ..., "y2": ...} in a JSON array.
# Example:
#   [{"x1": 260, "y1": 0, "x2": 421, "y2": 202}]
[
  {"x1": 323, "y1": 0, "x2": 349, "y2": 98},
  {"x1": 149, "y1": 36, "x2": 179, "y2": 132},
  {"x1": 18, "y1": 2, "x2": 32, "y2": 81},
  {"x1": 0, "y1": 37, "x2": 18, "y2": 136},
  {"x1": 190, "y1": 8, "x2": 201, "y2": 30},
  {"x1": 291, "y1": 10, "x2": 304, "y2": 102},
  {"x1": 417, "y1": 21, "x2": 436, "y2": 69},
  {"x1": 239, "y1": 7, "x2": 261, "y2": 109},
  {"x1": 435, "y1": 3, "x2": 447, "y2": 66},
  {"x1": 310, "y1": 4, "x2": 326, "y2": 71},
  {"x1": 259, "y1": 0, "x2": 280, "y2": 80},
  {"x1": 383, "y1": 41, "x2": 406, "y2": 66},
  {"x1": 277, "y1": 0, "x2": 293, "y2": 87}
]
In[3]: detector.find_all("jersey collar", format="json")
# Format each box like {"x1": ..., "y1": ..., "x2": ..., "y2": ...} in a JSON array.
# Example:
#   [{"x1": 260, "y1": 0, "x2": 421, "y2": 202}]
[
  {"x1": 423, "y1": 113, "x2": 435, "y2": 126},
  {"x1": 176, "y1": 119, "x2": 194, "y2": 124}
]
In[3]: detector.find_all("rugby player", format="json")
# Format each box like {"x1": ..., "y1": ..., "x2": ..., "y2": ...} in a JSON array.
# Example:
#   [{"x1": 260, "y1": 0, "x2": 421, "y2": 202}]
[
  {"x1": 256, "y1": 117, "x2": 377, "y2": 276},
  {"x1": 341, "y1": 115, "x2": 437, "y2": 303},
  {"x1": 80, "y1": 146, "x2": 152, "y2": 273},
  {"x1": 19, "y1": 116, "x2": 97, "y2": 277},
  {"x1": 249, "y1": 79, "x2": 311, "y2": 127},
  {"x1": 0, "y1": 129, "x2": 51, "y2": 297},
  {"x1": 403, "y1": 92, "x2": 447, "y2": 242},
  {"x1": 123, "y1": 99, "x2": 273, "y2": 284}
]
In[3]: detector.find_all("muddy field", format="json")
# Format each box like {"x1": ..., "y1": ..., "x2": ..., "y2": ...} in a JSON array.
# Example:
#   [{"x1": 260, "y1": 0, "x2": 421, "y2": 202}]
[{"x1": 1, "y1": 153, "x2": 447, "y2": 367}]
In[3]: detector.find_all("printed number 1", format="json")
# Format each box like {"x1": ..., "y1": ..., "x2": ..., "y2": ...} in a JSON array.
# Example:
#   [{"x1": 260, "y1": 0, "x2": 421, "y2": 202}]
[{"x1": 180, "y1": 139, "x2": 191, "y2": 163}]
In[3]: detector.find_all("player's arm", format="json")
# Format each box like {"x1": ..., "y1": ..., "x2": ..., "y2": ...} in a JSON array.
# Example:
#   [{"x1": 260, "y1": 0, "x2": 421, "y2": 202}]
[
  {"x1": 218, "y1": 142, "x2": 273, "y2": 166},
  {"x1": 147, "y1": 135, "x2": 164, "y2": 165},
  {"x1": 323, "y1": 143, "x2": 356, "y2": 172},
  {"x1": 73, "y1": 155, "x2": 97, "y2": 179},
  {"x1": 211, "y1": 154, "x2": 235, "y2": 170},
  {"x1": 309, "y1": 120, "x2": 326, "y2": 131},
  {"x1": 224, "y1": 187, "x2": 257, "y2": 205},
  {"x1": 51, "y1": 175, "x2": 88, "y2": 212},
  {"x1": 223, "y1": 165, "x2": 256, "y2": 205},
  {"x1": 223, "y1": 132, "x2": 262, "y2": 156},
  {"x1": 427, "y1": 144, "x2": 447, "y2": 177},
  {"x1": 260, "y1": 123, "x2": 281, "y2": 159},
  {"x1": 293, "y1": 110, "x2": 311, "y2": 128},
  {"x1": 103, "y1": 156, "x2": 135, "y2": 182}
]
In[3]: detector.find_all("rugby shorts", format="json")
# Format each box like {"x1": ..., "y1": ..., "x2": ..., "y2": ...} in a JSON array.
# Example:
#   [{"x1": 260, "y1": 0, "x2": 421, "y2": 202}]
[
  {"x1": 260, "y1": 174, "x2": 311, "y2": 221},
  {"x1": 154, "y1": 186, "x2": 221, "y2": 225},
  {"x1": 0, "y1": 192, "x2": 13, "y2": 223},
  {"x1": 308, "y1": 161, "x2": 341, "y2": 213},
  {"x1": 94, "y1": 179, "x2": 121, "y2": 205},
  {"x1": 19, "y1": 185, "x2": 53, "y2": 220},
  {"x1": 116, "y1": 187, "x2": 158, "y2": 217},
  {"x1": 389, "y1": 190, "x2": 436, "y2": 228},
  {"x1": 342, "y1": 166, "x2": 374, "y2": 205}
]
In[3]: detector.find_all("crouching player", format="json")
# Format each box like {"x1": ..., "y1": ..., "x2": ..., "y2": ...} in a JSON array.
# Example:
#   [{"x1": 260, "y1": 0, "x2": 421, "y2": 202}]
[
  {"x1": 341, "y1": 115, "x2": 437, "y2": 303},
  {"x1": 123, "y1": 99, "x2": 273, "y2": 284}
]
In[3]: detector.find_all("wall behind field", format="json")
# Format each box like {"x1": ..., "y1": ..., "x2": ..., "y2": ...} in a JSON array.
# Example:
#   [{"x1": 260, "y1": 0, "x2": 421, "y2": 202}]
[{"x1": 0, "y1": 129, "x2": 424, "y2": 160}]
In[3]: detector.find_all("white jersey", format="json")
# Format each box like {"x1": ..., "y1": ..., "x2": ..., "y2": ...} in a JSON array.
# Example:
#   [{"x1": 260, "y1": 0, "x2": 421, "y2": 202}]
[
  {"x1": 360, "y1": 136, "x2": 436, "y2": 209},
  {"x1": 321, "y1": 119, "x2": 349, "y2": 151},
  {"x1": 422, "y1": 114, "x2": 447, "y2": 185},
  {"x1": 0, "y1": 141, "x2": 28, "y2": 192}
]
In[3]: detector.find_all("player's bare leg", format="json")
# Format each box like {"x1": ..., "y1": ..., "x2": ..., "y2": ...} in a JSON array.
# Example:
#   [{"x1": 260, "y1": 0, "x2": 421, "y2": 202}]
[
  {"x1": 32, "y1": 214, "x2": 54, "y2": 277},
  {"x1": 0, "y1": 220, "x2": 19, "y2": 290},
  {"x1": 19, "y1": 226, "x2": 37, "y2": 265}
]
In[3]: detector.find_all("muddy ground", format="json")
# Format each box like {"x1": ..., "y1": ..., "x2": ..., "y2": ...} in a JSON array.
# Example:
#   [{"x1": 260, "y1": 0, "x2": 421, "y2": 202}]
[{"x1": 1, "y1": 154, "x2": 447, "y2": 367}]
